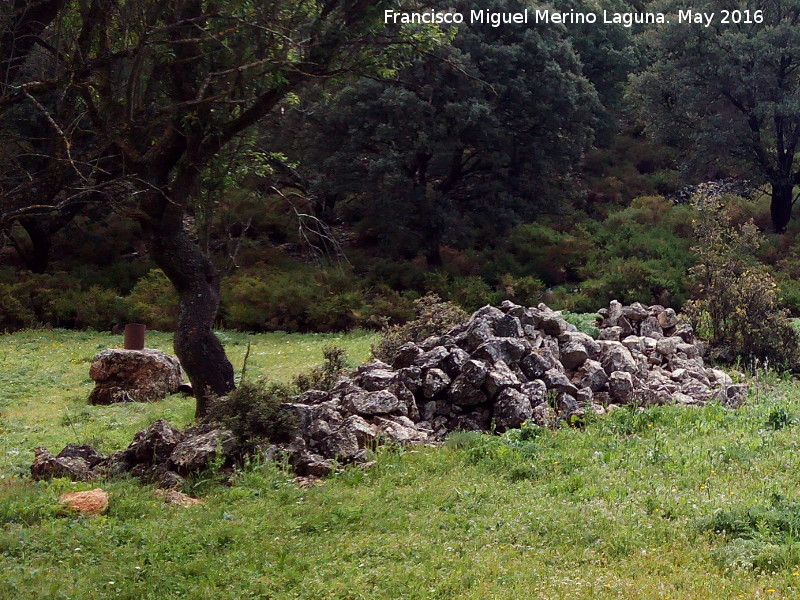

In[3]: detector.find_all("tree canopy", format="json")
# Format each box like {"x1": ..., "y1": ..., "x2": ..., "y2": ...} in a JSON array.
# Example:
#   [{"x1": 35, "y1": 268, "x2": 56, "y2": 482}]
[{"x1": 633, "y1": 0, "x2": 800, "y2": 232}]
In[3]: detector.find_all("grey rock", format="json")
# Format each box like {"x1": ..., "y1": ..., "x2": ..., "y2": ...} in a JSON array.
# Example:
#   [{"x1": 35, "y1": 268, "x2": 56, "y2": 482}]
[
  {"x1": 449, "y1": 376, "x2": 488, "y2": 406},
  {"x1": 598, "y1": 326, "x2": 623, "y2": 341},
  {"x1": 441, "y1": 348, "x2": 470, "y2": 376},
  {"x1": 605, "y1": 300, "x2": 624, "y2": 326},
  {"x1": 123, "y1": 419, "x2": 184, "y2": 464},
  {"x1": 621, "y1": 336, "x2": 645, "y2": 353},
  {"x1": 168, "y1": 429, "x2": 236, "y2": 475},
  {"x1": 57, "y1": 444, "x2": 106, "y2": 468},
  {"x1": 540, "y1": 313, "x2": 569, "y2": 337},
  {"x1": 674, "y1": 324, "x2": 696, "y2": 343},
  {"x1": 393, "y1": 343, "x2": 423, "y2": 368},
  {"x1": 483, "y1": 360, "x2": 520, "y2": 399},
  {"x1": 423, "y1": 368, "x2": 451, "y2": 398},
  {"x1": 706, "y1": 368, "x2": 733, "y2": 387},
  {"x1": 679, "y1": 380, "x2": 713, "y2": 402},
  {"x1": 573, "y1": 359, "x2": 608, "y2": 392},
  {"x1": 472, "y1": 338, "x2": 527, "y2": 364},
  {"x1": 88, "y1": 348, "x2": 183, "y2": 405},
  {"x1": 656, "y1": 336, "x2": 682, "y2": 356},
  {"x1": 31, "y1": 446, "x2": 91, "y2": 482},
  {"x1": 342, "y1": 389, "x2": 406, "y2": 416},
  {"x1": 374, "y1": 417, "x2": 427, "y2": 443},
  {"x1": 317, "y1": 427, "x2": 360, "y2": 461},
  {"x1": 609, "y1": 371, "x2": 636, "y2": 404},
  {"x1": 623, "y1": 302, "x2": 650, "y2": 322},
  {"x1": 542, "y1": 368, "x2": 579, "y2": 395},
  {"x1": 560, "y1": 342, "x2": 589, "y2": 370},
  {"x1": 576, "y1": 387, "x2": 594, "y2": 405},
  {"x1": 356, "y1": 360, "x2": 396, "y2": 391},
  {"x1": 520, "y1": 380, "x2": 548, "y2": 406},
  {"x1": 599, "y1": 341, "x2": 638, "y2": 375},
  {"x1": 676, "y1": 343, "x2": 701, "y2": 359},
  {"x1": 556, "y1": 392, "x2": 580, "y2": 419},
  {"x1": 657, "y1": 308, "x2": 679, "y2": 329},
  {"x1": 639, "y1": 317, "x2": 664, "y2": 339},
  {"x1": 397, "y1": 366, "x2": 423, "y2": 393},
  {"x1": 463, "y1": 317, "x2": 496, "y2": 351},
  {"x1": 415, "y1": 346, "x2": 450, "y2": 370},
  {"x1": 460, "y1": 359, "x2": 489, "y2": 387},
  {"x1": 520, "y1": 349, "x2": 560, "y2": 379}
]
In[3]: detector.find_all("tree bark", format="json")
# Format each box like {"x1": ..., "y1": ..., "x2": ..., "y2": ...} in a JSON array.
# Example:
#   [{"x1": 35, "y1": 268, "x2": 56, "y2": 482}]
[
  {"x1": 771, "y1": 182, "x2": 793, "y2": 233},
  {"x1": 142, "y1": 198, "x2": 235, "y2": 420},
  {"x1": 18, "y1": 218, "x2": 52, "y2": 273}
]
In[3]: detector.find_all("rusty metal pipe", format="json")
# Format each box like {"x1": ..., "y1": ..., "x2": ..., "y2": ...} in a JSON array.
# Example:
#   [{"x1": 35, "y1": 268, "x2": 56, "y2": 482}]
[{"x1": 124, "y1": 323, "x2": 146, "y2": 350}]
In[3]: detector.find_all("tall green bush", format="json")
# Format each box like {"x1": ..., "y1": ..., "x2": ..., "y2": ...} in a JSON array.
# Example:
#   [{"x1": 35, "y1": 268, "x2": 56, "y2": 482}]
[{"x1": 685, "y1": 196, "x2": 799, "y2": 369}]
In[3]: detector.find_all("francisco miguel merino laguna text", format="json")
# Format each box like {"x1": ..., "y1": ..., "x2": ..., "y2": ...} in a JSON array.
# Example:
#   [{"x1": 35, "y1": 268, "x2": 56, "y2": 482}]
[{"x1": 384, "y1": 8, "x2": 672, "y2": 28}]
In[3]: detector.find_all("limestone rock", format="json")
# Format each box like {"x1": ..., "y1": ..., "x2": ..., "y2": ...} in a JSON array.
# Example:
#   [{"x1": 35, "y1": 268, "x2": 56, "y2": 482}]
[
  {"x1": 494, "y1": 388, "x2": 533, "y2": 430},
  {"x1": 342, "y1": 389, "x2": 406, "y2": 416},
  {"x1": 155, "y1": 489, "x2": 204, "y2": 507},
  {"x1": 573, "y1": 359, "x2": 608, "y2": 392},
  {"x1": 31, "y1": 447, "x2": 91, "y2": 482},
  {"x1": 542, "y1": 368, "x2": 578, "y2": 396},
  {"x1": 599, "y1": 342, "x2": 638, "y2": 376},
  {"x1": 560, "y1": 341, "x2": 589, "y2": 370},
  {"x1": 609, "y1": 371, "x2": 636, "y2": 404},
  {"x1": 423, "y1": 368, "x2": 451, "y2": 398},
  {"x1": 168, "y1": 429, "x2": 236, "y2": 475},
  {"x1": 123, "y1": 419, "x2": 184, "y2": 464},
  {"x1": 88, "y1": 349, "x2": 183, "y2": 405}
]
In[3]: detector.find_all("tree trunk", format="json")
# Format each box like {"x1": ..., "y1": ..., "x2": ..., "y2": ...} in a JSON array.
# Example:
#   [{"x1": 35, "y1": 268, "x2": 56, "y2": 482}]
[
  {"x1": 18, "y1": 219, "x2": 52, "y2": 274},
  {"x1": 144, "y1": 213, "x2": 235, "y2": 420},
  {"x1": 771, "y1": 182, "x2": 793, "y2": 233}
]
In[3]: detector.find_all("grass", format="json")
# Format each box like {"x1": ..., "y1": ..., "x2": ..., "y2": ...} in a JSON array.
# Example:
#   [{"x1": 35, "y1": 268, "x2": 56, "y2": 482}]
[
  {"x1": 0, "y1": 328, "x2": 376, "y2": 477},
  {"x1": 3, "y1": 331, "x2": 800, "y2": 598}
]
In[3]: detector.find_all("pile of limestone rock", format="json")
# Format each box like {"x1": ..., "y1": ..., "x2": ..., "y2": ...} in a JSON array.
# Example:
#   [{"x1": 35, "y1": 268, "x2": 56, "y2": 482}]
[
  {"x1": 273, "y1": 300, "x2": 746, "y2": 474},
  {"x1": 667, "y1": 178, "x2": 751, "y2": 205},
  {"x1": 32, "y1": 300, "x2": 747, "y2": 481}
]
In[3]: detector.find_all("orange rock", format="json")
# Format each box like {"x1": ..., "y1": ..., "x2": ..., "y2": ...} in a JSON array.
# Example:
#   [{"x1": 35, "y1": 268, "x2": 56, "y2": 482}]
[{"x1": 58, "y1": 488, "x2": 109, "y2": 515}]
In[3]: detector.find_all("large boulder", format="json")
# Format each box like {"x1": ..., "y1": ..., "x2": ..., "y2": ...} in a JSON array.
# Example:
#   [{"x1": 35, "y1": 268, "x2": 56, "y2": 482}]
[{"x1": 88, "y1": 349, "x2": 183, "y2": 404}]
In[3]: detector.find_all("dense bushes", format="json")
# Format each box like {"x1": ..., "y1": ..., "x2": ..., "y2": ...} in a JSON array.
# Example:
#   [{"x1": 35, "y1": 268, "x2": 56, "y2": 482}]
[
  {"x1": 206, "y1": 381, "x2": 296, "y2": 449},
  {"x1": 0, "y1": 270, "x2": 129, "y2": 331},
  {"x1": 221, "y1": 267, "x2": 416, "y2": 333},
  {"x1": 372, "y1": 294, "x2": 468, "y2": 363},
  {"x1": 4, "y1": 186, "x2": 800, "y2": 343},
  {"x1": 685, "y1": 196, "x2": 800, "y2": 369}
]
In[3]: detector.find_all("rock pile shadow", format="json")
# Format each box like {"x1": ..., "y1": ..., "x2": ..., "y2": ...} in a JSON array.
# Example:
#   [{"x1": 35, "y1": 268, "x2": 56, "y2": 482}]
[{"x1": 32, "y1": 300, "x2": 747, "y2": 483}]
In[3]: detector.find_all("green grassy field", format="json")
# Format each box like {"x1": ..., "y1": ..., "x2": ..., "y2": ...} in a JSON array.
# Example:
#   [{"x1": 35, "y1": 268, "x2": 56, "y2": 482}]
[{"x1": 3, "y1": 331, "x2": 800, "y2": 598}]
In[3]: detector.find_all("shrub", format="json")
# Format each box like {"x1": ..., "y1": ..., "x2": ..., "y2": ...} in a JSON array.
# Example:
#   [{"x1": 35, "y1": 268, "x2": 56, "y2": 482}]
[
  {"x1": 496, "y1": 274, "x2": 545, "y2": 307},
  {"x1": 70, "y1": 286, "x2": 129, "y2": 330},
  {"x1": 361, "y1": 286, "x2": 417, "y2": 329},
  {"x1": 561, "y1": 311, "x2": 600, "y2": 338},
  {"x1": 373, "y1": 294, "x2": 468, "y2": 363},
  {"x1": 294, "y1": 346, "x2": 350, "y2": 392},
  {"x1": 0, "y1": 282, "x2": 35, "y2": 330},
  {"x1": 127, "y1": 269, "x2": 179, "y2": 331},
  {"x1": 684, "y1": 195, "x2": 800, "y2": 369},
  {"x1": 207, "y1": 380, "x2": 296, "y2": 449}
]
